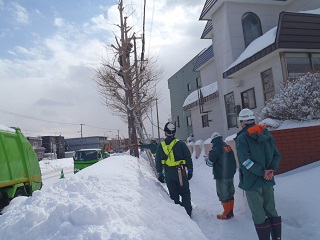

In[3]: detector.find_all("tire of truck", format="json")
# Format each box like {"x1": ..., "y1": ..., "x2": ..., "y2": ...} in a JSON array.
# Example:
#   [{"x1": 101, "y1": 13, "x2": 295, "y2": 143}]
[
  {"x1": 14, "y1": 188, "x2": 27, "y2": 197},
  {"x1": 0, "y1": 192, "x2": 10, "y2": 211}
]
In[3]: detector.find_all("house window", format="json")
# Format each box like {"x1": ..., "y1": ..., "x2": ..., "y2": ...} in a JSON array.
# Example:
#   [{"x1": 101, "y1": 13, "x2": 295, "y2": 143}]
[
  {"x1": 286, "y1": 53, "x2": 311, "y2": 80},
  {"x1": 196, "y1": 76, "x2": 202, "y2": 89},
  {"x1": 202, "y1": 114, "x2": 209, "y2": 127},
  {"x1": 312, "y1": 54, "x2": 320, "y2": 72},
  {"x1": 242, "y1": 12, "x2": 262, "y2": 48},
  {"x1": 241, "y1": 88, "x2": 256, "y2": 109},
  {"x1": 284, "y1": 52, "x2": 320, "y2": 81},
  {"x1": 33, "y1": 142, "x2": 38, "y2": 147},
  {"x1": 187, "y1": 83, "x2": 191, "y2": 92},
  {"x1": 176, "y1": 116, "x2": 180, "y2": 127},
  {"x1": 224, "y1": 92, "x2": 237, "y2": 129},
  {"x1": 261, "y1": 68, "x2": 275, "y2": 102},
  {"x1": 186, "y1": 116, "x2": 192, "y2": 126}
]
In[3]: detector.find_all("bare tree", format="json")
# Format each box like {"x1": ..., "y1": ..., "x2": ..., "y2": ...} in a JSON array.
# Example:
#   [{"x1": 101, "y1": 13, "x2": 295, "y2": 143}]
[{"x1": 95, "y1": 0, "x2": 163, "y2": 157}]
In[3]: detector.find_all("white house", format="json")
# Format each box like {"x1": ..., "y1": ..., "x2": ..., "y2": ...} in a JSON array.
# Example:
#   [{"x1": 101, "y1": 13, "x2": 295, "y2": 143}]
[{"x1": 181, "y1": 0, "x2": 320, "y2": 141}]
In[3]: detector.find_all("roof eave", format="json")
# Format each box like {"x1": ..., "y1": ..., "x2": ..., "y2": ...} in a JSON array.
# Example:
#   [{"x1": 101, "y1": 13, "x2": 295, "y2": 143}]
[
  {"x1": 194, "y1": 58, "x2": 214, "y2": 72},
  {"x1": 183, "y1": 92, "x2": 219, "y2": 111},
  {"x1": 199, "y1": 0, "x2": 219, "y2": 21},
  {"x1": 223, "y1": 43, "x2": 277, "y2": 78},
  {"x1": 223, "y1": 10, "x2": 320, "y2": 78},
  {"x1": 201, "y1": 20, "x2": 213, "y2": 39}
]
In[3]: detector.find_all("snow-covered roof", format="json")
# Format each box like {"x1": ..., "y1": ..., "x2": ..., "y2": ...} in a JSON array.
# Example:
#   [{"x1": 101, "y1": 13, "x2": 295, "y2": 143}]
[
  {"x1": 223, "y1": 8, "x2": 320, "y2": 78},
  {"x1": 77, "y1": 148, "x2": 102, "y2": 152},
  {"x1": 224, "y1": 27, "x2": 277, "y2": 72},
  {"x1": 183, "y1": 82, "x2": 218, "y2": 110},
  {"x1": 0, "y1": 124, "x2": 16, "y2": 133}
]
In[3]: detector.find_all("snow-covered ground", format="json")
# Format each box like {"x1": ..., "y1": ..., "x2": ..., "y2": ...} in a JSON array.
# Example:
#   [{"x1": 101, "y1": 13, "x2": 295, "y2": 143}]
[{"x1": 0, "y1": 152, "x2": 319, "y2": 240}]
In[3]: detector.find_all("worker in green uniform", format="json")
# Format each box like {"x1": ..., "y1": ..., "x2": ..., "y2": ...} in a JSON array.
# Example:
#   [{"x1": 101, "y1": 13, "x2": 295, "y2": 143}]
[
  {"x1": 235, "y1": 108, "x2": 282, "y2": 240},
  {"x1": 206, "y1": 132, "x2": 237, "y2": 220},
  {"x1": 155, "y1": 122, "x2": 193, "y2": 217}
]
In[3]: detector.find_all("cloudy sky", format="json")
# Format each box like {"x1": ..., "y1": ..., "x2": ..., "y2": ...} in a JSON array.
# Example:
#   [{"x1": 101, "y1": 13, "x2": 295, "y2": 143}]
[{"x1": 0, "y1": 0, "x2": 210, "y2": 139}]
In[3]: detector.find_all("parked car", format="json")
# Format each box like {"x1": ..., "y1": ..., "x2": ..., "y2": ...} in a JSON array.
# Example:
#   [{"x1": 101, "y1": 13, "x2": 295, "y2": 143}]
[{"x1": 73, "y1": 148, "x2": 109, "y2": 173}]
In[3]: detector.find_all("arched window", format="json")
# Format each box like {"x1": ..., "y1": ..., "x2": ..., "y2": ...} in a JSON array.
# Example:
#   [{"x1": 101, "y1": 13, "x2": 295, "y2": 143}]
[{"x1": 242, "y1": 12, "x2": 262, "y2": 48}]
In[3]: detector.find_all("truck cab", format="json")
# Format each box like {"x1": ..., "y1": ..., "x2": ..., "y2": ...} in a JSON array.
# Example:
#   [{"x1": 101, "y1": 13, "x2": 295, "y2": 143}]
[{"x1": 73, "y1": 149, "x2": 108, "y2": 173}]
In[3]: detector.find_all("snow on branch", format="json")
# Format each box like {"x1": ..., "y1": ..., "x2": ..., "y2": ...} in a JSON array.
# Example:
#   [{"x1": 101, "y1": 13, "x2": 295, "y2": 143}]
[{"x1": 260, "y1": 73, "x2": 320, "y2": 121}]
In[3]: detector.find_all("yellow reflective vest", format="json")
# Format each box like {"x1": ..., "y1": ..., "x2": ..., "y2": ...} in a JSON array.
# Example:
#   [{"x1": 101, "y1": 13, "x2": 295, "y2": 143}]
[{"x1": 160, "y1": 139, "x2": 186, "y2": 166}]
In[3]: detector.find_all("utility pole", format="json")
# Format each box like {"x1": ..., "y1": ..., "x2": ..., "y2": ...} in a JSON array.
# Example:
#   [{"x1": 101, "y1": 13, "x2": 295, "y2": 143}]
[
  {"x1": 140, "y1": 0, "x2": 146, "y2": 71},
  {"x1": 80, "y1": 124, "x2": 85, "y2": 148},
  {"x1": 151, "y1": 107, "x2": 154, "y2": 138},
  {"x1": 156, "y1": 98, "x2": 160, "y2": 143},
  {"x1": 117, "y1": 129, "x2": 120, "y2": 151}
]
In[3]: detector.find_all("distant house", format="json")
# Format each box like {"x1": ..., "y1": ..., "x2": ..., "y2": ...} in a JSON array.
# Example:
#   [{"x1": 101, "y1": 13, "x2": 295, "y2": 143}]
[
  {"x1": 42, "y1": 135, "x2": 65, "y2": 159},
  {"x1": 27, "y1": 136, "x2": 45, "y2": 160},
  {"x1": 168, "y1": 55, "x2": 200, "y2": 141},
  {"x1": 183, "y1": 45, "x2": 223, "y2": 141},
  {"x1": 169, "y1": 0, "x2": 320, "y2": 141}
]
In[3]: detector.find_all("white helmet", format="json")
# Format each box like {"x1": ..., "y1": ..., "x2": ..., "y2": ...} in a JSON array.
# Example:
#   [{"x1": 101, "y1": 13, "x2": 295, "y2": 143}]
[
  {"x1": 164, "y1": 122, "x2": 176, "y2": 136},
  {"x1": 210, "y1": 132, "x2": 221, "y2": 140},
  {"x1": 238, "y1": 108, "x2": 255, "y2": 122}
]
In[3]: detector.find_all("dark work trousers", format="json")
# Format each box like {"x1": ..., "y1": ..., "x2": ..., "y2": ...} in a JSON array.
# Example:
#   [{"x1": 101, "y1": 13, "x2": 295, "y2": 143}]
[
  {"x1": 246, "y1": 186, "x2": 278, "y2": 224},
  {"x1": 216, "y1": 178, "x2": 235, "y2": 202},
  {"x1": 164, "y1": 166, "x2": 192, "y2": 216}
]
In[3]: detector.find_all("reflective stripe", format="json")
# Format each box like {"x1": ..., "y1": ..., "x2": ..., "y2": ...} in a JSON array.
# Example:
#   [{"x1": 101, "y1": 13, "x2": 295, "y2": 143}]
[
  {"x1": 161, "y1": 139, "x2": 186, "y2": 166},
  {"x1": 243, "y1": 159, "x2": 254, "y2": 169}
]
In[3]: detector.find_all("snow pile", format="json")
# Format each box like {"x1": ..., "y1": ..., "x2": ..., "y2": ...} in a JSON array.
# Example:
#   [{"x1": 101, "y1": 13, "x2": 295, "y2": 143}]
[
  {"x1": 0, "y1": 155, "x2": 207, "y2": 240},
  {"x1": 1, "y1": 153, "x2": 320, "y2": 239}
]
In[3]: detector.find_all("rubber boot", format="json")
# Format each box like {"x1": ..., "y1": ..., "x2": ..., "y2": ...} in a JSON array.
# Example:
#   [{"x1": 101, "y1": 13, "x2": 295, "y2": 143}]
[
  {"x1": 226, "y1": 199, "x2": 234, "y2": 218},
  {"x1": 217, "y1": 201, "x2": 232, "y2": 220},
  {"x1": 270, "y1": 216, "x2": 281, "y2": 240},
  {"x1": 255, "y1": 218, "x2": 271, "y2": 240}
]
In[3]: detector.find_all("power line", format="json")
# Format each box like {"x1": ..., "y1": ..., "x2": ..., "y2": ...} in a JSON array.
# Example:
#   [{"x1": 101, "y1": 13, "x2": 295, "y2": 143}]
[
  {"x1": 0, "y1": 108, "x2": 79, "y2": 125},
  {"x1": 147, "y1": 0, "x2": 155, "y2": 57},
  {"x1": 0, "y1": 108, "x2": 124, "y2": 133}
]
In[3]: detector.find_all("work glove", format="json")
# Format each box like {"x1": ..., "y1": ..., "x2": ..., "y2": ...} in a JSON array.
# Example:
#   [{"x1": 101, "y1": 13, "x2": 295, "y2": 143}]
[
  {"x1": 187, "y1": 169, "x2": 193, "y2": 180},
  {"x1": 157, "y1": 172, "x2": 165, "y2": 183},
  {"x1": 204, "y1": 156, "x2": 213, "y2": 167}
]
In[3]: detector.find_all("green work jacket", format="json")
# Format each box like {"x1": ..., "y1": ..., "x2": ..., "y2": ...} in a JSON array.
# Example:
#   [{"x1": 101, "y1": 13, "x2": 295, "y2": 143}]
[
  {"x1": 235, "y1": 124, "x2": 281, "y2": 191},
  {"x1": 155, "y1": 136, "x2": 193, "y2": 174},
  {"x1": 208, "y1": 142, "x2": 236, "y2": 180}
]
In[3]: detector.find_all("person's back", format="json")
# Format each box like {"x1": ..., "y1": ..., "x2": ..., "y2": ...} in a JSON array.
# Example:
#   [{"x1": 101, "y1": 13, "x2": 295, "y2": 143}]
[
  {"x1": 155, "y1": 122, "x2": 193, "y2": 217},
  {"x1": 207, "y1": 132, "x2": 237, "y2": 220},
  {"x1": 209, "y1": 140, "x2": 236, "y2": 180},
  {"x1": 236, "y1": 124, "x2": 281, "y2": 191},
  {"x1": 235, "y1": 108, "x2": 282, "y2": 240},
  {"x1": 156, "y1": 137, "x2": 192, "y2": 169}
]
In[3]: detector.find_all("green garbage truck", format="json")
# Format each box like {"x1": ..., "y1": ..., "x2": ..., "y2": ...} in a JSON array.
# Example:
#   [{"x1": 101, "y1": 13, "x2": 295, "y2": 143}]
[
  {"x1": 0, "y1": 124, "x2": 42, "y2": 211},
  {"x1": 73, "y1": 148, "x2": 109, "y2": 173}
]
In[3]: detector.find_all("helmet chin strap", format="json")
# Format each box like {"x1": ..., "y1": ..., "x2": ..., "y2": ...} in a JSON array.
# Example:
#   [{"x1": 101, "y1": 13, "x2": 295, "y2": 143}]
[
  {"x1": 165, "y1": 132, "x2": 175, "y2": 137},
  {"x1": 244, "y1": 119, "x2": 255, "y2": 125}
]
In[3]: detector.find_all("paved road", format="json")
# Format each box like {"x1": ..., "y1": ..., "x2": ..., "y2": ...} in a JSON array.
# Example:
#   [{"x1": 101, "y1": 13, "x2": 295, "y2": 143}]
[{"x1": 41, "y1": 168, "x2": 74, "y2": 190}]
